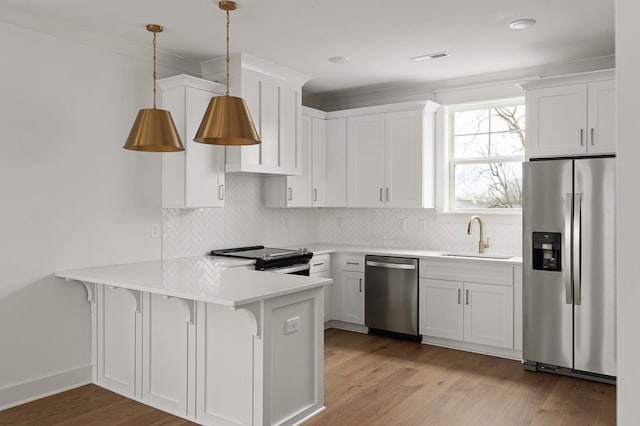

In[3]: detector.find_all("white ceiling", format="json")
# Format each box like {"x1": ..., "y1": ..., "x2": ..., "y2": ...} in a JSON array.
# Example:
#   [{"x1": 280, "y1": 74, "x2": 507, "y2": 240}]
[{"x1": 1, "y1": 0, "x2": 614, "y2": 97}]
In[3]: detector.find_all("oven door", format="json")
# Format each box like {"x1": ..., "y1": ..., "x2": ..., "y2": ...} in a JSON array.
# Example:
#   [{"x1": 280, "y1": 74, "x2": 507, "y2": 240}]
[{"x1": 266, "y1": 263, "x2": 310, "y2": 276}]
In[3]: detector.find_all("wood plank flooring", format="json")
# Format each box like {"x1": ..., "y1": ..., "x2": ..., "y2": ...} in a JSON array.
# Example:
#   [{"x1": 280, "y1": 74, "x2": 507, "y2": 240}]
[
  {"x1": 0, "y1": 329, "x2": 615, "y2": 425},
  {"x1": 308, "y1": 329, "x2": 616, "y2": 425}
]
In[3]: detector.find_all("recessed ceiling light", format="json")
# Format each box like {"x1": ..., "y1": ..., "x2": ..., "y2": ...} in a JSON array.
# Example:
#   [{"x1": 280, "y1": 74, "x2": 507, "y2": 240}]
[
  {"x1": 328, "y1": 56, "x2": 349, "y2": 64},
  {"x1": 509, "y1": 18, "x2": 536, "y2": 30},
  {"x1": 410, "y1": 51, "x2": 450, "y2": 62}
]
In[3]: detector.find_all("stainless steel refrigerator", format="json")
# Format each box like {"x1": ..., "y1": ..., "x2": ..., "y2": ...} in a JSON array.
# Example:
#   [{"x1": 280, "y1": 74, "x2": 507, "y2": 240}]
[{"x1": 523, "y1": 156, "x2": 616, "y2": 382}]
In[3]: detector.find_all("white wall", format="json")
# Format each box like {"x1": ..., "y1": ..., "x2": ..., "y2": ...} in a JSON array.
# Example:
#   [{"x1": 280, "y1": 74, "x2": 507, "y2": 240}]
[
  {"x1": 615, "y1": 0, "x2": 640, "y2": 423},
  {"x1": 0, "y1": 22, "x2": 165, "y2": 407}
]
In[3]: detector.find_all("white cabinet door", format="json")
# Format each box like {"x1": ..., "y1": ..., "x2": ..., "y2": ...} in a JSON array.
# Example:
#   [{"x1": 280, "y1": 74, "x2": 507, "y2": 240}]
[
  {"x1": 463, "y1": 282, "x2": 514, "y2": 349},
  {"x1": 419, "y1": 279, "x2": 463, "y2": 341},
  {"x1": 341, "y1": 271, "x2": 365, "y2": 325},
  {"x1": 587, "y1": 80, "x2": 616, "y2": 154},
  {"x1": 286, "y1": 115, "x2": 312, "y2": 207},
  {"x1": 325, "y1": 118, "x2": 347, "y2": 207},
  {"x1": 142, "y1": 294, "x2": 195, "y2": 417},
  {"x1": 160, "y1": 76, "x2": 226, "y2": 208},
  {"x1": 526, "y1": 84, "x2": 587, "y2": 158},
  {"x1": 347, "y1": 114, "x2": 386, "y2": 207},
  {"x1": 386, "y1": 110, "x2": 424, "y2": 208},
  {"x1": 225, "y1": 69, "x2": 303, "y2": 175},
  {"x1": 97, "y1": 286, "x2": 141, "y2": 398},
  {"x1": 311, "y1": 117, "x2": 327, "y2": 207}
]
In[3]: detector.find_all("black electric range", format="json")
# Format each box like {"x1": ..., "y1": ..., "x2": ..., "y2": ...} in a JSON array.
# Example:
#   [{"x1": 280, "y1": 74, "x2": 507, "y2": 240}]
[{"x1": 210, "y1": 245, "x2": 313, "y2": 274}]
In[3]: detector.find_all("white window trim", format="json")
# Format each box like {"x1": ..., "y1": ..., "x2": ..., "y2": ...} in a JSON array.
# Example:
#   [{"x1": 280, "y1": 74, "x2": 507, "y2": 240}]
[{"x1": 439, "y1": 97, "x2": 525, "y2": 215}]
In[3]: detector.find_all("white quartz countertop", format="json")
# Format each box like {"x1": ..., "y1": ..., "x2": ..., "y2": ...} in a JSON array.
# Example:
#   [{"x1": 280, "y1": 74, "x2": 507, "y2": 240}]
[
  {"x1": 55, "y1": 256, "x2": 332, "y2": 307},
  {"x1": 296, "y1": 243, "x2": 522, "y2": 265}
]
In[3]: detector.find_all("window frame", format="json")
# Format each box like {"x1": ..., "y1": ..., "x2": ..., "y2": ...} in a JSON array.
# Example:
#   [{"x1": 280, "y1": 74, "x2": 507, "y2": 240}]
[{"x1": 446, "y1": 98, "x2": 525, "y2": 214}]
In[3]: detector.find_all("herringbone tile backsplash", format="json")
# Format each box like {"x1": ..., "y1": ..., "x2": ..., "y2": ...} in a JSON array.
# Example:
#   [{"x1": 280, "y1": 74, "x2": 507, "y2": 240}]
[{"x1": 163, "y1": 175, "x2": 522, "y2": 258}]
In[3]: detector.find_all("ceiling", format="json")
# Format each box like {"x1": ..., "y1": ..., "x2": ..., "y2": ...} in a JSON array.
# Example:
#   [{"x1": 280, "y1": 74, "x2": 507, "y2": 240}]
[{"x1": 1, "y1": 0, "x2": 614, "y2": 97}]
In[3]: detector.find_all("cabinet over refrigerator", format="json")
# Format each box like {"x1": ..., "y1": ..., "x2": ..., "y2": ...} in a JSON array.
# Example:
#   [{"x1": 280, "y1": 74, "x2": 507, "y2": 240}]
[{"x1": 523, "y1": 156, "x2": 615, "y2": 383}]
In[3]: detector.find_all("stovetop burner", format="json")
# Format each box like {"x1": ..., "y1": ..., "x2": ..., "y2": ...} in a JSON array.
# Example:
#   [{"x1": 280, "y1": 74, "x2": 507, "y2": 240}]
[{"x1": 210, "y1": 245, "x2": 313, "y2": 271}]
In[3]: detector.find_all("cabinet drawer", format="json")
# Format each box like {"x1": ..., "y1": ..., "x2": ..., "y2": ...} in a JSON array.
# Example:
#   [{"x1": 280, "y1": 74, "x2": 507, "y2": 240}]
[
  {"x1": 310, "y1": 254, "x2": 330, "y2": 274},
  {"x1": 340, "y1": 255, "x2": 365, "y2": 272},
  {"x1": 420, "y1": 259, "x2": 513, "y2": 286}
]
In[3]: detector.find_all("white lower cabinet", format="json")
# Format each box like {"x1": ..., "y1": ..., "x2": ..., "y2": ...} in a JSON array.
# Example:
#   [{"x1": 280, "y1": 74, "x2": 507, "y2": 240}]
[
  {"x1": 419, "y1": 279, "x2": 513, "y2": 349},
  {"x1": 329, "y1": 254, "x2": 365, "y2": 327},
  {"x1": 96, "y1": 285, "x2": 141, "y2": 398},
  {"x1": 309, "y1": 254, "x2": 332, "y2": 321},
  {"x1": 340, "y1": 272, "x2": 365, "y2": 325},
  {"x1": 419, "y1": 259, "x2": 518, "y2": 357},
  {"x1": 91, "y1": 282, "x2": 325, "y2": 425},
  {"x1": 142, "y1": 293, "x2": 195, "y2": 417}
]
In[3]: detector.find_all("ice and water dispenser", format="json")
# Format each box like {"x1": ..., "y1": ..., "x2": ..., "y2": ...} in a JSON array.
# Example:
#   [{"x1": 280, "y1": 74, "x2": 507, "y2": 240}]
[{"x1": 532, "y1": 232, "x2": 561, "y2": 271}]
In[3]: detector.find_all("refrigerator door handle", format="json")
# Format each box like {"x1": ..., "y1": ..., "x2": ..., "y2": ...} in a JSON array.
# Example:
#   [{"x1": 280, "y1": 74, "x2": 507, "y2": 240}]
[
  {"x1": 573, "y1": 193, "x2": 582, "y2": 305},
  {"x1": 564, "y1": 193, "x2": 573, "y2": 305}
]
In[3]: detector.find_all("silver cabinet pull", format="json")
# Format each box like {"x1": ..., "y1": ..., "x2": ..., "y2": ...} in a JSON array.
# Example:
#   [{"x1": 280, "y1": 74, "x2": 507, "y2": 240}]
[
  {"x1": 312, "y1": 262, "x2": 324, "y2": 267},
  {"x1": 580, "y1": 128, "x2": 584, "y2": 146},
  {"x1": 591, "y1": 128, "x2": 594, "y2": 146},
  {"x1": 359, "y1": 278, "x2": 363, "y2": 293},
  {"x1": 218, "y1": 184, "x2": 224, "y2": 200},
  {"x1": 386, "y1": 188, "x2": 390, "y2": 202},
  {"x1": 346, "y1": 261, "x2": 360, "y2": 266},
  {"x1": 465, "y1": 289, "x2": 469, "y2": 305},
  {"x1": 313, "y1": 188, "x2": 318, "y2": 202},
  {"x1": 288, "y1": 187, "x2": 293, "y2": 201},
  {"x1": 379, "y1": 188, "x2": 383, "y2": 202},
  {"x1": 457, "y1": 289, "x2": 461, "y2": 305}
]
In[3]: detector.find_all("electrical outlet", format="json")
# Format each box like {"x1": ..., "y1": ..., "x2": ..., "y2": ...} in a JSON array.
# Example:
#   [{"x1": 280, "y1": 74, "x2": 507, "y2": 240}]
[
  {"x1": 397, "y1": 218, "x2": 406, "y2": 231},
  {"x1": 283, "y1": 217, "x2": 289, "y2": 229},
  {"x1": 150, "y1": 224, "x2": 160, "y2": 238},
  {"x1": 285, "y1": 316, "x2": 300, "y2": 335},
  {"x1": 336, "y1": 217, "x2": 343, "y2": 229},
  {"x1": 418, "y1": 219, "x2": 427, "y2": 232}
]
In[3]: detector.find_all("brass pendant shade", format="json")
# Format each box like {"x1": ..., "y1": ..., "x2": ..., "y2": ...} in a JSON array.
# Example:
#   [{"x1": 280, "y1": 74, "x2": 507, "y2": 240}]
[
  {"x1": 123, "y1": 24, "x2": 185, "y2": 152},
  {"x1": 194, "y1": 95, "x2": 260, "y2": 145},
  {"x1": 124, "y1": 108, "x2": 184, "y2": 151},
  {"x1": 194, "y1": 1, "x2": 260, "y2": 146}
]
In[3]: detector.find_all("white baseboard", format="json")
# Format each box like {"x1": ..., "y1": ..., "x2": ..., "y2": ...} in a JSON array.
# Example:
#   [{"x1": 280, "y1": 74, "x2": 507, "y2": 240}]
[
  {"x1": 325, "y1": 320, "x2": 369, "y2": 334},
  {"x1": 421, "y1": 336, "x2": 523, "y2": 361},
  {"x1": 0, "y1": 365, "x2": 92, "y2": 411}
]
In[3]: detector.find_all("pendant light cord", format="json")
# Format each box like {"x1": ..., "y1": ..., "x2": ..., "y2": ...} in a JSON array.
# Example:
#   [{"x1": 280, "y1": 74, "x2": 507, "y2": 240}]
[
  {"x1": 152, "y1": 30, "x2": 158, "y2": 109},
  {"x1": 225, "y1": 7, "x2": 230, "y2": 96}
]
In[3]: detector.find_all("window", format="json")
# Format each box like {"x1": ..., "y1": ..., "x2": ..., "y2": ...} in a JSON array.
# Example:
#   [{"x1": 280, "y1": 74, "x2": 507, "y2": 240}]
[{"x1": 448, "y1": 100, "x2": 525, "y2": 211}]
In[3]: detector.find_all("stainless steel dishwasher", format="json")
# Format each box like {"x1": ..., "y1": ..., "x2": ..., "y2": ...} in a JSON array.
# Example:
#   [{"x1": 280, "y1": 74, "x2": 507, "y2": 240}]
[{"x1": 364, "y1": 255, "x2": 419, "y2": 336}]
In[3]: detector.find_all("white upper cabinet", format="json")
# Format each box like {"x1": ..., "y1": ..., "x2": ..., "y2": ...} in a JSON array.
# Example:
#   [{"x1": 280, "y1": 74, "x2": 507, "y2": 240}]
[
  {"x1": 344, "y1": 103, "x2": 438, "y2": 208},
  {"x1": 159, "y1": 75, "x2": 226, "y2": 209},
  {"x1": 311, "y1": 117, "x2": 327, "y2": 207},
  {"x1": 587, "y1": 80, "x2": 616, "y2": 154},
  {"x1": 325, "y1": 118, "x2": 347, "y2": 207},
  {"x1": 524, "y1": 71, "x2": 616, "y2": 158},
  {"x1": 347, "y1": 114, "x2": 386, "y2": 207},
  {"x1": 264, "y1": 108, "x2": 325, "y2": 208},
  {"x1": 201, "y1": 53, "x2": 312, "y2": 175}
]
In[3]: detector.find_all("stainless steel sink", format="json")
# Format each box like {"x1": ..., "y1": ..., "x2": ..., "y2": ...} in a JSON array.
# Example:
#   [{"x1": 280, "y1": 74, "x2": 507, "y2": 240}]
[{"x1": 441, "y1": 252, "x2": 513, "y2": 260}]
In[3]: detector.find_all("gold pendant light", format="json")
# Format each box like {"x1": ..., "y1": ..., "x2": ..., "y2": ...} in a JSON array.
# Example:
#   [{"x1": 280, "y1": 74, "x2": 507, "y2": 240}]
[
  {"x1": 194, "y1": 1, "x2": 260, "y2": 146},
  {"x1": 123, "y1": 24, "x2": 184, "y2": 152}
]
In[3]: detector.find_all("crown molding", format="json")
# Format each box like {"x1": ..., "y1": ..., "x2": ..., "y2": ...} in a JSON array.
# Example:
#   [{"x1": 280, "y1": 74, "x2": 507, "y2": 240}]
[{"x1": 0, "y1": 13, "x2": 201, "y2": 76}]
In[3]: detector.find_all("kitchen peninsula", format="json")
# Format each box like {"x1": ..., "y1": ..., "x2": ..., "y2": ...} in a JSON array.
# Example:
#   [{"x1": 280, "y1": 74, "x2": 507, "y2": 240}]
[{"x1": 55, "y1": 256, "x2": 332, "y2": 426}]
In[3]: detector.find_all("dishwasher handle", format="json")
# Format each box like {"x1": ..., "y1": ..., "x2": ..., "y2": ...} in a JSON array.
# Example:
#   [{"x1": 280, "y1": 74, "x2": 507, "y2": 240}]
[{"x1": 365, "y1": 261, "x2": 416, "y2": 270}]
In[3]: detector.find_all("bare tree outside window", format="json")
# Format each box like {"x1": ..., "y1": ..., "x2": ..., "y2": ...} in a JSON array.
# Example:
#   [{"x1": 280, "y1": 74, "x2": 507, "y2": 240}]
[{"x1": 450, "y1": 102, "x2": 525, "y2": 210}]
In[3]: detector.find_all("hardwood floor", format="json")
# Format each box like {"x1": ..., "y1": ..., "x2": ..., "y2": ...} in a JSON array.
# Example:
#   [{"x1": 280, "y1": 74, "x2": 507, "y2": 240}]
[
  {"x1": 0, "y1": 329, "x2": 615, "y2": 425},
  {"x1": 308, "y1": 329, "x2": 616, "y2": 425}
]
